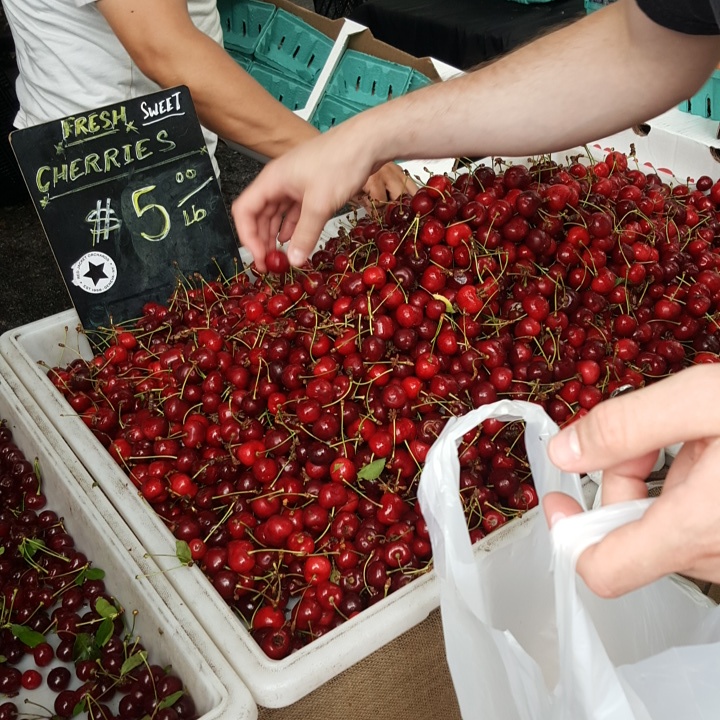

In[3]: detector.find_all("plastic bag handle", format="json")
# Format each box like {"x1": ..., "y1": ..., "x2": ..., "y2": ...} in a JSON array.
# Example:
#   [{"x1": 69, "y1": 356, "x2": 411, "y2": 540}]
[
  {"x1": 418, "y1": 399, "x2": 650, "y2": 720},
  {"x1": 418, "y1": 399, "x2": 585, "y2": 581},
  {"x1": 551, "y1": 498, "x2": 656, "y2": 720},
  {"x1": 418, "y1": 400, "x2": 585, "y2": 720}
]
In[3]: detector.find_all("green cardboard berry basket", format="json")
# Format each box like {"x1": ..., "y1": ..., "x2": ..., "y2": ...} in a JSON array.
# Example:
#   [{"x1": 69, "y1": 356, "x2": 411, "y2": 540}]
[
  {"x1": 407, "y1": 68, "x2": 433, "y2": 93},
  {"x1": 249, "y1": 61, "x2": 314, "y2": 111},
  {"x1": 228, "y1": 49, "x2": 255, "y2": 71},
  {"x1": 253, "y1": 8, "x2": 334, "y2": 84},
  {"x1": 679, "y1": 70, "x2": 720, "y2": 121},
  {"x1": 309, "y1": 92, "x2": 363, "y2": 131},
  {"x1": 217, "y1": 0, "x2": 277, "y2": 56},
  {"x1": 584, "y1": 0, "x2": 610, "y2": 11},
  {"x1": 325, "y1": 48, "x2": 413, "y2": 109}
]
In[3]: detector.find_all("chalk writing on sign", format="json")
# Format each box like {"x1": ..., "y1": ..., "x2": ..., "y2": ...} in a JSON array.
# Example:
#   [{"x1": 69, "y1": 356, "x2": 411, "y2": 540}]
[
  {"x1": 85, "y1": 198, "x2": 121, "y2": 246},
  {"x1": 141, "y1": 89, "x2": 184, "y2": 123},
  {"x1": 10, "y1": 86, "x2": 239, "y2": 333}
]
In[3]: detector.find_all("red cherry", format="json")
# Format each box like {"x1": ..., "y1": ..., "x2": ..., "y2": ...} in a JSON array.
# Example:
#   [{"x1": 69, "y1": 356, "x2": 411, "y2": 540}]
[
  {"x1": 21, "y1": 669, "x2": 42, "y2": 691},
  {"x1": 425, "y1": 174, "x2": 452, "y2": 199},
  {"x1": 482, "y1": 510, "x2": 508, "y2": 533},
  {"x1": 266, "y1": 249, "x2": 290, "y2": 274},
  {"x1": 253, "y1": 606, "x2": 286, "y2": 631},
  {"x1": 304, "y1": 555, "x2": 333, "y2": 585},
  {"x1": 259, "y1": 626, "x2": 292, "y2": 660}
]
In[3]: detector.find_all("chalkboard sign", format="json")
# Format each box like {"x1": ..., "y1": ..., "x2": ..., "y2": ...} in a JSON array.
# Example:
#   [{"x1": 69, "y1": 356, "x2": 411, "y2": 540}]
[{"x1": 10, "y1": 86, "x2": 240, "y2": 337}]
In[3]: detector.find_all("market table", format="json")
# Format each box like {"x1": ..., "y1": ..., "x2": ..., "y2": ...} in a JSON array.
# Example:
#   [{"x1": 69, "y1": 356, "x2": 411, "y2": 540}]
[{"x1": 349, "y1": 0, "x2": 586, "y2": 70}]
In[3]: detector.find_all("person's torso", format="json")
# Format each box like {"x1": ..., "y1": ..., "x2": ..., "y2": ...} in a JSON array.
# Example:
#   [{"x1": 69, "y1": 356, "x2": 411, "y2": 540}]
[{"x1": 4, "y1": 0, "x2": 223, "y2": 129}]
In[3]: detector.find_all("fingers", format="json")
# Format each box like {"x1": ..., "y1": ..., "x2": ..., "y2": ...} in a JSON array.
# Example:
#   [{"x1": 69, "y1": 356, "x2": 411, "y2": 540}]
[
  {"x1": 598, "y1": 450, "x2": 659, "y2": 505},
  {"x1": 364, "y1": 162, "x2": 417, "y2": 201},
  {"x1": 362, "y1": 175, "x2": 389, "y2": 205},
  {"x1": 547, "y1": 364, "x2": 720, "y2": 475},
  {"x1": 572, "y1": 439, "x2": 720, "y2": 596},
  {"x1": 572, "y1": 505, "x2": 674, "y2": 598},
  {"x1": 659, "y1": 438, "x2": 704, "y2": 493},
  {"x1": 401, "y1": 172, "x2": 419, "y2": 197},
  {"x1": 545, "y1": 376, "x2": 720, "y2": 599},
  {"x1": 232, "y1": 182, "x2": 283, "y2": 271},
  {"x1": 545, "y1": 495, "x2": 683, "y2": 598},
  {"x1": 541, "y1": 491, "x2": 667, "y2": 598},
  {"x1": 277, "y1": 204, "x2": 300, "y2": 245},
  {"x1": 544, "y1": 490, "x2": 676, "y2": 597},
  {"x1": 543, "y1": 490, "x2": 584, "y2": 529},
  {"x1": 285, "y1": 203, "x2": 336, "y2": 268},
  {"x1": 266, "y1": 200, "x2": 292, "y2": 248},
  {"x1": 549, "y1": 435, "x2": 720, "y2": 597}
]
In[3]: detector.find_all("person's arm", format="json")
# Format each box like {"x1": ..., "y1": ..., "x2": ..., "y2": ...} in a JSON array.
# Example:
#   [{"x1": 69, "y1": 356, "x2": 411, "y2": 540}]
[
  {"x1": 359, "y1": 0, "x2": 720, "y2": 167},
  {"x1": 95, "y1": 0, "x2": 411, "y2": 199},
  {"x1": 97, "y1": 0, "x2": 316, "y2": 158},
  {"x1": 232, "y1": 0, "x2": 720, "y2": 270},
  {"x1": 544, "y1": 364, "x2": 720, "y2": 597}
]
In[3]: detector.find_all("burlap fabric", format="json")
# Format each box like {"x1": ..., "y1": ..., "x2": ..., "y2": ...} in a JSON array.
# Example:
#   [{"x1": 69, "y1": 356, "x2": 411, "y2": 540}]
[{"x1": 257, "y1": 608, "x2": 461, "y2": 720}]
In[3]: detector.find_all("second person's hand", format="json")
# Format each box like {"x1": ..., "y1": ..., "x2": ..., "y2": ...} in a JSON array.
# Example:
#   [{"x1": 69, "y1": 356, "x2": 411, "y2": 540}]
[{"x1": 543, "y1": 364, "x2": 720, "y2": 598}]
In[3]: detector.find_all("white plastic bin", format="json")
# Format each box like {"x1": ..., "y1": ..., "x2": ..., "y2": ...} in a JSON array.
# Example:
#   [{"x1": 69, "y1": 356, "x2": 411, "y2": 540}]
[
  {"x1": 0, "y1": 163, "x2": 606, "y2": 713},
  {"x1": 0, "y1": 356, "x2": 257, "y2": 720},
  {"x1": 0, "y1": 307, "x2": 544, "y2": 709}
]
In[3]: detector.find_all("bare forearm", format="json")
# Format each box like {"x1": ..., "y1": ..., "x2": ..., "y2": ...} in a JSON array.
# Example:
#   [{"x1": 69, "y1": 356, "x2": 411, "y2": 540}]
[
  {"x1": 141, "y1": 33, "x2": 319, "y2": 157},
  {"x1": 349, "y1": 0, "x2": 720, "y2": 167},
  {"x1": 98, "y1": 0, "x2": 318, "y2": 158}
]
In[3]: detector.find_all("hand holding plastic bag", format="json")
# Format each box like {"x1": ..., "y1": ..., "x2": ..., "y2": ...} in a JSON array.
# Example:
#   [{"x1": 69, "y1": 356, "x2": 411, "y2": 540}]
[{"x1": 418, "y1": 399, "x2": 720, "y2": 720}]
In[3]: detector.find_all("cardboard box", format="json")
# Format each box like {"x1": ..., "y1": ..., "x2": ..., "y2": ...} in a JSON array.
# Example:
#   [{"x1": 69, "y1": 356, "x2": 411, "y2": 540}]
[
  {"x1": 340, "y1": 21, "x2": 460, "y2": 84},
  {"x1": 271, "y1": 0, "x2": 345, "y2": 39},
  {"x1": 222, "y1": 0, "x2": 349, "y2": 160},
  {"x1": 303, "y1": 19, "x2": 459, "y2": 125}
]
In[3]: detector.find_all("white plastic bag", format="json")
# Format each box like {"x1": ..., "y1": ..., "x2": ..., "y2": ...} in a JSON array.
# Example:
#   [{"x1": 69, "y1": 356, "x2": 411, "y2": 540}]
[{"x1": 417, "y1": 399, "x2": 720, "y2": 720}]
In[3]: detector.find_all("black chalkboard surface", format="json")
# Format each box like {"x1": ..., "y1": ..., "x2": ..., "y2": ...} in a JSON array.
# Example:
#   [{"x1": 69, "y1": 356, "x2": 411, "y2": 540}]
[{"x1": 10, "y1": 86, "x2": 240, "y2": 336}]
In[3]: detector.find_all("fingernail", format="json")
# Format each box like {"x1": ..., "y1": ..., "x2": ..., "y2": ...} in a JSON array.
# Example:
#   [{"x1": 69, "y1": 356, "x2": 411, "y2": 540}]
[
  {"x1": 288, "y1": 246, "x2": 305, "y2": 267},
  {"x1": 550, "y1": 426, "x2": 582, "y2": 466},
  {"x1": 549, "y1": 511, "x2": 567, "y2": 528}
]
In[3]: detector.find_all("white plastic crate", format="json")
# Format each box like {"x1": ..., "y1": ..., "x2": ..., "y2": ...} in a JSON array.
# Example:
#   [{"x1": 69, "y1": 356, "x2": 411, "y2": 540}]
[
  {"x1": 0, "y1": 304, "x2": 581, "y2": 712},
  {"x1": 0, "y1": 357, "x2": 257, "y2": 720}
]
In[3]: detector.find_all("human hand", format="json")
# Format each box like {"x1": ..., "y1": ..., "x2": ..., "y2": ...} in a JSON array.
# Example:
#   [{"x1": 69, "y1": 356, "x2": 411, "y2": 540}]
[
  {"x1": 231, "y1": 126, "x2": 412, "y2": 273},
  {"x1": 543, "y1": 364, "x2": 720, "y2": 597},
  {"x1": 362, "y1": 161, "x2": 416, "y2": 207}
]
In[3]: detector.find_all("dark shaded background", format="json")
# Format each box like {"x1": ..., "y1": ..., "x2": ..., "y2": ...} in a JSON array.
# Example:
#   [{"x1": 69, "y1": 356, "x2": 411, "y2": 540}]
[{"x1": 349, "y1": 0, "x2": 584, "y2": 71}]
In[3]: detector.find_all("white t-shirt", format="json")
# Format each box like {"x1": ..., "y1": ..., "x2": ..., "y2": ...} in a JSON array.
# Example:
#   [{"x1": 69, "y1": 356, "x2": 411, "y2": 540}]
[{"x1": 3, "y1": 0, "x2": 223, "y2": 172}]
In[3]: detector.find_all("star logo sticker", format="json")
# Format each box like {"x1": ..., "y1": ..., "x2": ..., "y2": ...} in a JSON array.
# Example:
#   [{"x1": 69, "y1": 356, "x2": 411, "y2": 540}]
[
  {"x1": 83, "y1": 260, "x2": 109, "y2": 287},
  {"x1": 72, "y1": 251, "x2": 117, "y2": 294}
]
